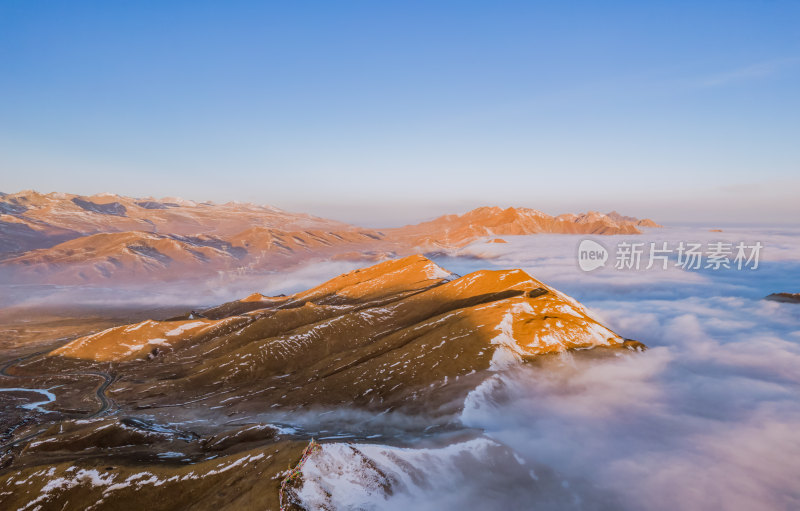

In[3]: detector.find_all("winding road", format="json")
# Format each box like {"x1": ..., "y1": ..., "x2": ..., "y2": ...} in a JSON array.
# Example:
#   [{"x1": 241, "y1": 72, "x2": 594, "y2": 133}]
[{"x1": 0, "y1": 350, "x2": 116, "y2": 450}]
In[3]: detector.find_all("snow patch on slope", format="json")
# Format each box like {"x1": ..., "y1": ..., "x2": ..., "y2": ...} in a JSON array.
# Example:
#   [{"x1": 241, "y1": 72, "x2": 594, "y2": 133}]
[
  {"x1": 488, "y1": 301, "x2": 535, "y2": 370},
  {"x1": 295, "y1": 438, "x2": 524, "y2": 510}
]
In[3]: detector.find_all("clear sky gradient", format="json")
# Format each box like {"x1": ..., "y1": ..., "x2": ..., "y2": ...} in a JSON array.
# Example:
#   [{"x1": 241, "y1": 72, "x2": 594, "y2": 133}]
[{"x1": 1, "y1": 1, "x2": 799, "y2": 226}]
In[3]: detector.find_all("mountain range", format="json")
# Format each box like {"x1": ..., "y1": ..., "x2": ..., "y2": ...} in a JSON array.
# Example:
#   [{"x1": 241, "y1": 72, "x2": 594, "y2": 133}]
[{"x1": 0, "y1": 191, "x2": 660, "y2": 284}]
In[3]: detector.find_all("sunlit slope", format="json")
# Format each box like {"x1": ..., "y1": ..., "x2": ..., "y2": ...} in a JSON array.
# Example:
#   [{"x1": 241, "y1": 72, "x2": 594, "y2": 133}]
[
  {"x1": 387, "y1": 206, "x2": 655, "y2": 249},
  {"x1": 1, "y1": 228, "x2": 387, "y2": 284},
  {"x1": 0, "y1": 190, "x2": 352, "y2": 251},
  {"x1": 49, "y1": 255, "x2": 638, "y2": 412},
  {"x1": 50, "y1": 318, "x2": 248, "y2": 362}
]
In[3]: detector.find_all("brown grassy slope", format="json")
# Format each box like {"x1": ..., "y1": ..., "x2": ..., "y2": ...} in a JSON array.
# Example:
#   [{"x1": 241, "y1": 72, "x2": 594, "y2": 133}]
[
  {"x1": 41, "y1": 255, "x2": 634, "y2": 415},
  {"x1": 0, "y1": 438, "x2": 309, "y2": 511}
]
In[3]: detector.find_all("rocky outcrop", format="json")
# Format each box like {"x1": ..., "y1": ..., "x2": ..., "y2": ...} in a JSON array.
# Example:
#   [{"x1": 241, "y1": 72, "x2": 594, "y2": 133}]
[{"x1": 765, "y1": 293, "x2": 800, "y2": 304}]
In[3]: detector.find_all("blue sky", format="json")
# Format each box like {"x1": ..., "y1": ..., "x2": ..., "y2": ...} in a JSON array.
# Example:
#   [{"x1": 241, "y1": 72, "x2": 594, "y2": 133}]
[{"x1": 1, "y1": 1, "x2": 799, "y2": 226}]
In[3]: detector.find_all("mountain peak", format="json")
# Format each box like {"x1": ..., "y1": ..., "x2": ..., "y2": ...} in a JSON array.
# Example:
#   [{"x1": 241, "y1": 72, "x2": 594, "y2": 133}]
[
  {"x1": 49, "y1": 256, "x2": 629, "y2": 373},
  {"x1": 292, "y1": 254, "x2": 455, "y2": 304}
]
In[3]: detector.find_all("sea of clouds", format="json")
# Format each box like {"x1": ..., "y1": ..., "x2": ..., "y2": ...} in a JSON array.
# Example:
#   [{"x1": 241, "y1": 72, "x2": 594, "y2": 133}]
[
  {"x1": 295, "y1": 226, "x2": 800, "y2": 511},
  {"x1": 0, "y1": 258, "x2": 369, "y2": 309}
]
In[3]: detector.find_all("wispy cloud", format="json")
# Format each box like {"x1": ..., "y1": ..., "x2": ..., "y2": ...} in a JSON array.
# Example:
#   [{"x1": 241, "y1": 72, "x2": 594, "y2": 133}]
[{"x1": 697, "y1": 58, "x2": 800, "y2": 88}]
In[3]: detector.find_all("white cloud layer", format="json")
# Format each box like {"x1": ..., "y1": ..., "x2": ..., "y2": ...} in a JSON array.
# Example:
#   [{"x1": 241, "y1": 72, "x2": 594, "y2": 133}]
[{"x1": 296, "y1": 226, "x2": 800, "y2": 510}]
